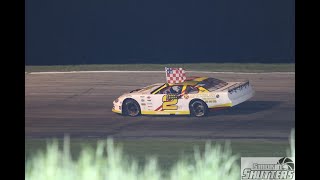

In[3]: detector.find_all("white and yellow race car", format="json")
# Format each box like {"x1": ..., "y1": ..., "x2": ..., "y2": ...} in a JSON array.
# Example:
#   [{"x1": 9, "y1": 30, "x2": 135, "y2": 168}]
[{"x1": 112, "y1": 77, "x2": 254, "y2": 117}]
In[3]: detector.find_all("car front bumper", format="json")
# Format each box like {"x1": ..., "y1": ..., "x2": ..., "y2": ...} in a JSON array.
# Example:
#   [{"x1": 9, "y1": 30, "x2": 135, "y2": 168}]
[
  {"x1": 112, "y1": 101, "x2": 122, "y2": 114},
  {"x1": 112, "y1": 107, "x2": 121, "y2": 114}
]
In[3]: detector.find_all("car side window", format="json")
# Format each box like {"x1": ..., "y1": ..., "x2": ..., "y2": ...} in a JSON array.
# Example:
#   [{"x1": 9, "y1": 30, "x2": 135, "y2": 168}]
[
  {"x1": 171, "y1": 85, "x2": 182, "y2": 94},
  {"x1": 159, "y1": 86, "x2": 171, "y2": 94},
  {"x1": 185, "y1": 86, "x2": 199, "y2": 94},
  {"x1": 158, "y1": 85, "x2": 183, "y2": 94}
]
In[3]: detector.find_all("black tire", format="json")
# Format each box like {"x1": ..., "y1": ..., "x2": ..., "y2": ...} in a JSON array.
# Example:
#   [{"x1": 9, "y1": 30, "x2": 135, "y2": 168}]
[
  {"x1": 189, "y1": 100, "x2": 208, "y2": 117},
  {"x1": 123, "y1": 99, "x2": 141, "y2": 117}
]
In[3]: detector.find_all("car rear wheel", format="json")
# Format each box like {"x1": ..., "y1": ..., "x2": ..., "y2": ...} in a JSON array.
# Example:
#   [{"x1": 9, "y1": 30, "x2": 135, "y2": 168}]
[
  {"x1": 123, "y1": 99, "x2": 141, "y2": 117},
  {"x1": 189, "y1": 100, "x2": 208, "y2": 117}
]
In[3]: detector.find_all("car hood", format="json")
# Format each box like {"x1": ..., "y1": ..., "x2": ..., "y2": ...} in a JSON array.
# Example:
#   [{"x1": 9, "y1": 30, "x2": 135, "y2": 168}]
[{"x1": 118, "y1": 83, "x2": 163, "y2": 98}]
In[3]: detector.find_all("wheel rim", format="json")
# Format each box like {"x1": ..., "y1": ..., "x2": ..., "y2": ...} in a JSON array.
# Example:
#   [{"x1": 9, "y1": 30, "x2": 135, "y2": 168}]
[
  {"x1": 126, "y1": 102, "x2": 139, "y2": 116},
  {"x1": 192, "y1": 101, "x2": 205, "y2": 116}
]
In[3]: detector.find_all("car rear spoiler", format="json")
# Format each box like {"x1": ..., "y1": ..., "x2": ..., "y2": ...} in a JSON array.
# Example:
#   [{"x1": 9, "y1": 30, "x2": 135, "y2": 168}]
[{"x1": 228, "y1": 80, "x2": 250, "y2": 93}]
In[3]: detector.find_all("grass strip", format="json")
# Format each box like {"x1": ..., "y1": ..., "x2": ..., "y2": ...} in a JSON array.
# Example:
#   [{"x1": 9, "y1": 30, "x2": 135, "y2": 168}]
[{"x1": 25, "y1": 63, "x2": 295, "y2": 73}]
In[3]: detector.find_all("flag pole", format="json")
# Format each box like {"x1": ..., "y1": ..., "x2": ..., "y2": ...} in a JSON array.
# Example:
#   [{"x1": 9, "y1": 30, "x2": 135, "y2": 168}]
[{"x1": 164, "y1": 67, "x2": 167, "y2": 84}]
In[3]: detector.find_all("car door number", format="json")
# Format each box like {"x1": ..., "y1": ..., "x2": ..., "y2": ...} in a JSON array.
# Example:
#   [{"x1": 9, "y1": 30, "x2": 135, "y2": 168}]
[{"x1": 162, "y1": 95, "x2": 178, "y2": 110}]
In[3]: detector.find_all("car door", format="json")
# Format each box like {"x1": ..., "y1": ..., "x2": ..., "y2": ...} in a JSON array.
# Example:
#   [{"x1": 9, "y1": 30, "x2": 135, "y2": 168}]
[{"x1": 150, "y1": 85, "x2": 188, "y2": 114}]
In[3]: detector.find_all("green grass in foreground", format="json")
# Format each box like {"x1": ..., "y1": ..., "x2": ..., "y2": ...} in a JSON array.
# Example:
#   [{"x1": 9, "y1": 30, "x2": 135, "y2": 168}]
[
  {"x1": 26, "y1": 139, "x2": 240, "y2": 180},
  {"x1": 25, "y1": 63, "x2": 295, "y2": 73},
  {"x1": 25, "y1": 139, "x2": 290, "y2": 171},
  {"x1": 26, "y1": 130, "x2": 294, "y2": 180}
]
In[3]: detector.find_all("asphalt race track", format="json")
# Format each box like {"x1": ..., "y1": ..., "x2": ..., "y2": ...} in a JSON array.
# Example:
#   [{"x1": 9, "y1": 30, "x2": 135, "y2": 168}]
[{"x1": 25, "y1": 72, "x2": 294, "y2": 141}]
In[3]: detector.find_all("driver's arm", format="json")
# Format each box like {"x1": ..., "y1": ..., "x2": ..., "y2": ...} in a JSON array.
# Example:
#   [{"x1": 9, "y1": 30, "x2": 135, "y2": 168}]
[{"x1": 164, "y1": 88, "x2": 171, "y2": 94}]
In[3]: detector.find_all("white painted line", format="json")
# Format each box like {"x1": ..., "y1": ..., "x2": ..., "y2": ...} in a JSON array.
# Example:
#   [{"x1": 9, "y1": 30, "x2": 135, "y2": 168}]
[
  {"x1": 27, "y1": 70, "x2": 295, "y2": 75},
  {"x1": 40, "y1": 70, "x2": 197, "y2": 73},
  {"x1": 190, "y1": 71, "x2": 295, "y2": 74}
]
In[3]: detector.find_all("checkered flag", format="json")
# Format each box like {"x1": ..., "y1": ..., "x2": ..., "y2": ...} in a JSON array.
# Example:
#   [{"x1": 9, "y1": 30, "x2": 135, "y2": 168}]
[{"x1": 165, "y1": 67, "x2": 186, "y2": 84}]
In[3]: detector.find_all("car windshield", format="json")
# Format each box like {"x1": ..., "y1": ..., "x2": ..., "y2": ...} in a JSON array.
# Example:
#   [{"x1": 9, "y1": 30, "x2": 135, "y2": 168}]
[
  {"x1": 136, "y1": 84, "x2": 163, "y2": 93},
  {"x1": 197, "y1": 78, "x2": 228, "y2": 91},
  {"x1": 129, "y1": 84, "x2": 161, "y2": 93}
]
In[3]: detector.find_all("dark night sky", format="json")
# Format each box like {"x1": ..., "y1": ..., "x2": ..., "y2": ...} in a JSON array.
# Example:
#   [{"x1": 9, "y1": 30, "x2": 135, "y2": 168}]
[{"x1": 25, "y1": 0, "x2": 295, "y2": 65}]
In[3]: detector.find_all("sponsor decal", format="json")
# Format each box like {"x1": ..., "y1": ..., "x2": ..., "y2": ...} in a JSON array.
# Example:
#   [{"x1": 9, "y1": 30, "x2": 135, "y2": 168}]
[
  {"x1": 216, "y1": 94, "x2": 220, "y2": 98},
  {"x1": 141, "y1": 99, "x2": 145, "y2": 102},
  {"x1": 147, "y1": 106, "x2": 153, "y2": 108},
  {"x1": 194, "y1": 94, "x2": 212, "y2": 98},
  {"x1": 184, "y1": 94, "x2": 189, "y2": 99},
  {"x1": 241, "y1": 157, "x2": 295, "y2": 180},
  {"x1": 147, "y1": 102, "x2": 153, "y2": 105},
  {"x1": 166, "y1": 94, "x2": 178, "y2": 101},
  {"x1": 147, "y1": 96, "x2": 151, "y2": 99},
  {"x1": 141, "y1": 103, "x2": 146, "y2": 106},
  {"x1": 202, "y1": 98, "x2": 216, "y2": 103},
  {"x1": 204, "y1": 100, "x2": 216, "y2": 103},
  {"x1": 140, "y1": 96, "x2": 145, "y2": 98}
]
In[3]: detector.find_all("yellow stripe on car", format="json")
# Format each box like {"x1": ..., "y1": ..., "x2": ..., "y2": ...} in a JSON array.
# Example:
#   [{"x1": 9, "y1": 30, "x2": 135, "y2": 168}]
[
  {"x1": 142, "y1": 110, "x2": 190, "y2": 115},
  {"x1": 151, "y1": 84, "x2": 167, "y2": 94},
  {"x1": 193, "y1": 77, "x2": 208, "y2": 81},
  {"x1": 208, "y1": 103, "x2": 232, "y2": 108}
]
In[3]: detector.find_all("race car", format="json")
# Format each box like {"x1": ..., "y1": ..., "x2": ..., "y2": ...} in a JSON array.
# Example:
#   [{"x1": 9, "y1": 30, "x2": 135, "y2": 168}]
[{"x1": 112, "y1": 76, "x2": 254, "y2": 117}]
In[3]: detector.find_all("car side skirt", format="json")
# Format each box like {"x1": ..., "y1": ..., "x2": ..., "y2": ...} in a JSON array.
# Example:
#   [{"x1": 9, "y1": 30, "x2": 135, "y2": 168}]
[
  {"x1": 141, "y1": 110, "x2": 190, "y2": 115},
  {"x1": 208, "y1": 102, "x2": 232, "y2": 109}
]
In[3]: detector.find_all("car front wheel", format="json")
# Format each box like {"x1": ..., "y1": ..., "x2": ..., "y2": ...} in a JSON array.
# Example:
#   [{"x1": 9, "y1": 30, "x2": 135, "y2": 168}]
[
  {"x1": 189, "y1": 100, "x2": 208, "y2": 117},
  {"x1": 123, "y1": 99, "x2": 141, "y2": 117}
]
